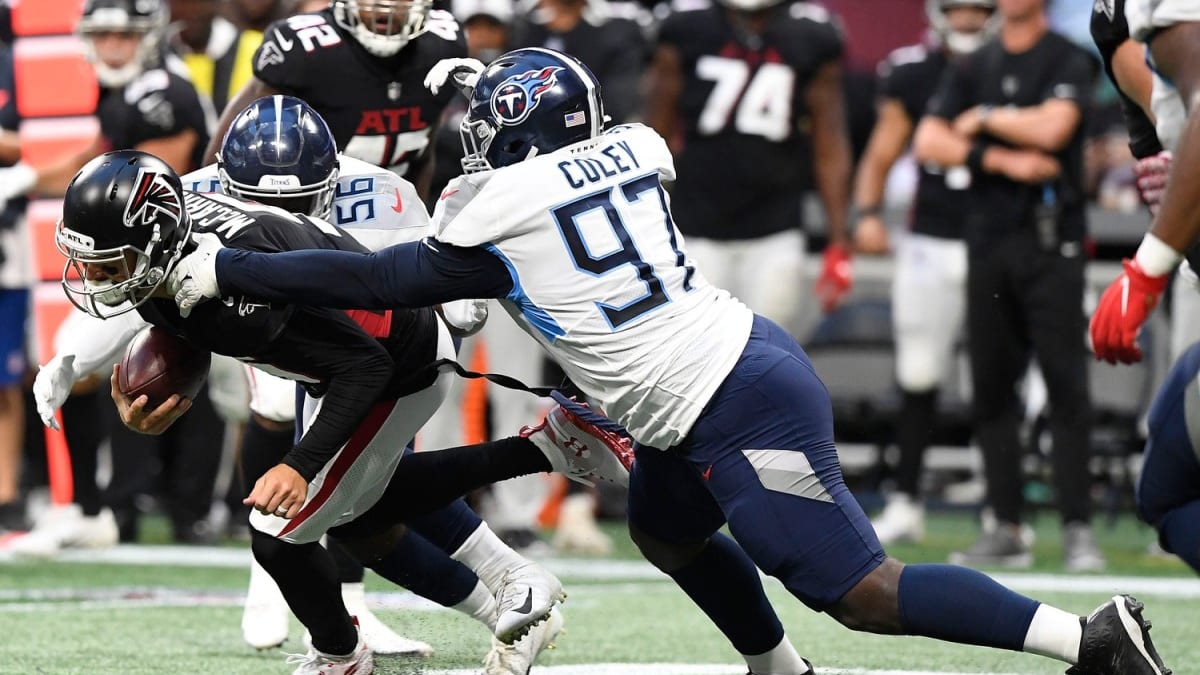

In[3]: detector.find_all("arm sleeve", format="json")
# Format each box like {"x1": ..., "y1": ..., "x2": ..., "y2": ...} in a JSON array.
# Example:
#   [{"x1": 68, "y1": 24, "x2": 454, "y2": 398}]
[
  {"x1": 251, "y1": 19, "x2": 307, "y2": 91},
  {"x1": 54, "y1": 309, "x2": 148, "y2": 378},
  {"x1": 266, "y1": 307, "x2": 395, "y2": 481},
  {"x1": 216, "y1": 238, "x2": 515, "y2": 309},
  {"x1": 926, "y1": 58, "x2": 974, "y2": 120},
  {"x1": 1040, "y1": 48, "x2": 1096, "y2": 111}
]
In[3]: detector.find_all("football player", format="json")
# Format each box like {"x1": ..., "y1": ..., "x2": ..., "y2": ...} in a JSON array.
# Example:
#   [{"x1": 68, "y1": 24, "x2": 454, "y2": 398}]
[
  {"x1": 53, "y1": 146, "x2": 630, "y2": 674},
  {"x1": 1089, "y1": 0, "x2": 1200, "y2": 575},
  {"x1": 170, "y1": 48, "x2": 1172, "y2": 675},
  {"x1": 0, "y1": 0, "x2": 209, "y2": 202},
  {"x1": 644, "y1": 0, "x2": 853, "y2": 327},
  {"x1": 851, "y1": 0, "x2": 997, "y2": 544},
  {"x1": 210, "y1": 0, "x2": 467, "y2": 196}
]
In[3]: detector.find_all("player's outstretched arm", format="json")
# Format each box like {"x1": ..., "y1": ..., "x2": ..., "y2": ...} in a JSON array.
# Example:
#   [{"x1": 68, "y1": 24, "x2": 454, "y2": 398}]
[
  {"x1": 1146, "y1": 23, "x2": 1200, "y2": 254},
  {"x1": 175, "y1": 238, "x2": 514, "y2": 315}
]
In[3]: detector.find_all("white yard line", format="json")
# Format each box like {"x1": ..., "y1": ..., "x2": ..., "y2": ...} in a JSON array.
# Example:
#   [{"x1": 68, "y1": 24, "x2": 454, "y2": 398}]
[{"x1": 422, "y1": 665, "x2": 1025, "y2": 675}]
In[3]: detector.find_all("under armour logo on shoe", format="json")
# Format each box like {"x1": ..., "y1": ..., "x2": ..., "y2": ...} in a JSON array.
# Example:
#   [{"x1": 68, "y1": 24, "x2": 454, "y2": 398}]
[{"x1": 563, "y1": 436, "x2": 589, "y2": 459}]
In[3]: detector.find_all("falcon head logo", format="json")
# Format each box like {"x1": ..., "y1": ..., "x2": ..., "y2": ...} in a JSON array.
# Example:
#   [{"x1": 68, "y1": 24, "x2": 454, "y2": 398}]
[
  {"x1": 124, "y1": 168, "x2": 183, "y2": 230},
  {"x1": 490, "y1": 66, "x2": 563, "y2": 126}
]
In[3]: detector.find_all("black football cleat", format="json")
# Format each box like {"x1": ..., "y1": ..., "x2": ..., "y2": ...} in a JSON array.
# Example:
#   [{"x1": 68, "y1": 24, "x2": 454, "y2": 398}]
[{"x1": 1068, "y1": 595, "x2": 1171, "y2": 675}]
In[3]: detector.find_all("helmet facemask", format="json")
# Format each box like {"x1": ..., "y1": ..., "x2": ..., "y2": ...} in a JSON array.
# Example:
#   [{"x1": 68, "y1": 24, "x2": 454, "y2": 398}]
[
  {"x1": 927, "y1": 0, "x2": 998, "y2": 56},
  {"x1": 459, "y1": 115, "x2": 499, "y2": 173},
  {"x1": 57, "y1": 217, "x2": 191, "y2": 319},
  {"x1": 333, "y1": 0, "x2": 433, "y2": 56},
  {"x1": 78, "y1": 4, "x2": 167, "y2": 88}
]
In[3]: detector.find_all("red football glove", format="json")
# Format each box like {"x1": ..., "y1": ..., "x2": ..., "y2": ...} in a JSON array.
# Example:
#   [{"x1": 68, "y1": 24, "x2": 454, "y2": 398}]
[
  {"x1": 1089, "y1": 258, "x2": 1169, "y2": 364},
  {"x1": 1133, "y1": 150, "x2": 1172, "y2": 216},
  {"x1": 816, "y1": 242, "x2": 853, "y2": 313}
]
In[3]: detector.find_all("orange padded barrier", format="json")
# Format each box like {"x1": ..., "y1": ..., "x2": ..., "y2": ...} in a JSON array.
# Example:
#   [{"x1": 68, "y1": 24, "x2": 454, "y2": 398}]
[
  {"x1": 13, "y1": 0, "x2": 84, "y2": 37},
  {"x1": 14, "y1": 36, "x2": 98, "y2": 118}
]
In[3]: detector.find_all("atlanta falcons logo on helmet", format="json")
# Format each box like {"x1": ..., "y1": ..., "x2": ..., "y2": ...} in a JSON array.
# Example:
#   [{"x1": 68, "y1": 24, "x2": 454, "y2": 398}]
[
  {"x1": 490, "y1": 66, "x2": 563, "y2": 126},
  {"x1": 124, "y1": 168, "x2": 183, "y2": 229}
]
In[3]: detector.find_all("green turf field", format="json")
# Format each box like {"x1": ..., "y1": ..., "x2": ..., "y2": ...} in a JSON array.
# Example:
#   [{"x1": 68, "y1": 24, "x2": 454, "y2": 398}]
[{"x1": 0, "y1": 514, "x2": 1194, "y2": 675}]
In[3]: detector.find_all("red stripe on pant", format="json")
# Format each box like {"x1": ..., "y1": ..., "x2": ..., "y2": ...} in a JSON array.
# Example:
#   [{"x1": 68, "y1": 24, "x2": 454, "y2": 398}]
[{"x1": 277, "y1": 401, "x2": 395, "y2": 538}]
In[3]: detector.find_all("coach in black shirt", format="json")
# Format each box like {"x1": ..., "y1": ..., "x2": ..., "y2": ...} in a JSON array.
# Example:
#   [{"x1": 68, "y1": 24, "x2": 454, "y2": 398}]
[{"x1": 914, "y1": 0, "x2": 1101, "y2": 571}]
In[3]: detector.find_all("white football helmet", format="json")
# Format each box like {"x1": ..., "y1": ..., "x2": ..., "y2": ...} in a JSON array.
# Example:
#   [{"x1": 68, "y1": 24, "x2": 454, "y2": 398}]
[
  {"x1": 332, "y1": 0, "x2": 434, "y2": 56},
  {"x1": 927, "y1": 0, "x2": 998, "y2": 55}
]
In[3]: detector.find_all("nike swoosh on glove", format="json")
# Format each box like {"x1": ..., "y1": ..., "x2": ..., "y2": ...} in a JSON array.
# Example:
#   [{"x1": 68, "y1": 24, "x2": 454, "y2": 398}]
[
  {"x1": 1133, "y1": 150, "x2": 1172, "y2": 216},
  {"x1": 169, "y1": 232, "x2": 223, "y2": 318},
  {"x1": 424, "y1": 57, "x2": 486, "y2": 96},
  {"x1": 1089, "y1": 258, "x2": 1169, "y2": 364},
  {"x1": 33, "y1": 354, "x2": 77, "y2": 430},
  {"x1": 815, "y1": 242, "x2": 853, "y2": 313}
]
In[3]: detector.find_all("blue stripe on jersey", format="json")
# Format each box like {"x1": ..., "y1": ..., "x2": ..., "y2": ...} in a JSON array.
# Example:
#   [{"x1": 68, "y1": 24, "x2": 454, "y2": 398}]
[{"x1": 482, "y1": 244, "x2": 565, "y2": 342}]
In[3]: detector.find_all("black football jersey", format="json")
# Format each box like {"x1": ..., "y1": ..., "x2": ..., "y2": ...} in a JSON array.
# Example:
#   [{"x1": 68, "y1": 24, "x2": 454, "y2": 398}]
[
  {"x1": 136, "y1": 193, "x2": 440, "y2": 479},
  {"x1": 97, "y1": 67, "x2": 211, "y2": 171},
  {"x1": 252, "y1": 8, "x2": 467, "y2": 180},
  {"x1": 877, "y1": 44, "x2": 964, "y2": 240},
  {"x1": 1090, "y1": 0, "x2": 1162, "y2": 159},
  {"x1": 657, "y1": 1, "x2": 842, "y2": 240}
]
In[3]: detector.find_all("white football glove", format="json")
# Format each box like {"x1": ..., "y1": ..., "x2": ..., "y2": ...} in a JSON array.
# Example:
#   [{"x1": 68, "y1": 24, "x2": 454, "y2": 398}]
[
  {"x1": 0, "y1": 163, "x2": 37, "y2": 211},
  {"x1": 440, "y1": 298, "x2": 490, "y2": 334},
  {"x1": 424, "y1": 57, "x2": 486, "y2": 96},
  {"x1": 33, "y1": 354, "x2": 77, "y2": 430},
  {"x1": 169, "y1": 233, "x2": 223, "y2": 318}
]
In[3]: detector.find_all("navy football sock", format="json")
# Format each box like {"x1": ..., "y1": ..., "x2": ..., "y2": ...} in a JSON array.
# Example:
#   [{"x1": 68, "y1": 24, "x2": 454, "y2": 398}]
[
  {"x1": 667, "y1": 533, "x2": 786, "y2": 656},
  {"x1": 898, "y1": 563, "x2": 1039, "y2": 650},
  {"x1": 1158, "y1": 500, "x2": 1200, "y2": 573},
  {"x1": 366, "y1": 529, "x2": 479, "y2": 607},
  {"x1": 407, "y1": 498, "x2": 483, "y2": 554}
]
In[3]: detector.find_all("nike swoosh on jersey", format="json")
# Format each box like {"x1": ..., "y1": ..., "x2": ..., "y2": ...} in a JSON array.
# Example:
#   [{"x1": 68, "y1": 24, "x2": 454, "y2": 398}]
[
  {"x1": 392, "y1": 188, "x2": 404, "y2": 213},
  {"x1": 273, "y1": 28, "x2": 294, "y2": 51},
  {"x1": 440, "y1": 188, "x2": 459, "y2": 200}
]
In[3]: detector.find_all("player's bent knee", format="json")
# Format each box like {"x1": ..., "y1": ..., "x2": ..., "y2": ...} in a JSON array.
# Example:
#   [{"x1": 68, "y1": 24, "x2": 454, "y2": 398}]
[
  {"x1": 251, "y1": 528, "x2": 301, "y2": 570},
  {"x1": 628, "y1": 521, "x2": 706, "y2": 572},
  {"x1": 335, "y1": 523, "x2": 407, "y2": 564},
  {"x1": 827, "y1": 558, "x2": 904, "y2": 635}
]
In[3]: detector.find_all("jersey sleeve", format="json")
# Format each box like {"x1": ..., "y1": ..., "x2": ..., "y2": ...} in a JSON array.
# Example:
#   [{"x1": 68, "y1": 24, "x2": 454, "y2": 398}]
[
  {"x1": 332, "y1": 160, "x2": 433, "y2": 250},
  {"x1": 1125, "y1": 0, "x2": 1200, "y2": 42},
  {"x1": 790, "y1": 3, "x2": 845, "y2": 65},
  {"x1": 877, "y1": 53, "x2": 921, "y2": 120},
  {"x1": 251, "y1": 16, "x2": 309, "y2": 91},
  {"x1": 122, "y1": 72, "x2": 209, "y2": 148},
  {"x1": 181, "y1": 165, "x2": 222, "y2": 194},
  {"x1": 655, "y1": 11, "x2": 691, "y2": 50},
  {"x1": 1039, "y1": 46, "x2": 1095, "y2": 111}
]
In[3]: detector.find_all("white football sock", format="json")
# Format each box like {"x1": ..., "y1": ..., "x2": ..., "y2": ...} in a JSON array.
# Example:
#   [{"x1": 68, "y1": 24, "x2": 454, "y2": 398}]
[
  {"x1": 453, "y1": 580, "x2": 499, "y2": 630},
  {"x1": 1023, "y1": 604, "x2": 1083, "y2": 663},
  {"x1": 340, "y1": 582, "x2": 368, "y2": 614},
  {"x1": 743, "y1": 634, "x2": 810, "y2": 675},
  {"x1": 451, "y1": 522, "x2": 529, "y2": 594}
]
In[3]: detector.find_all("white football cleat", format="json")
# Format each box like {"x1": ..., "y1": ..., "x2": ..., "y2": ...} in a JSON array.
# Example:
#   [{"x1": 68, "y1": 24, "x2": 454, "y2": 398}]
[
  {"x1": 521, "y1": 393, "x2": 633, "y2": 487},
  {"x1": 484, "y1": 606, "x2": 564, "y2": 675},
  {"x1": 337, "y1": 582, "x2": 432, "y2": 657},
  {"x1": 493, "y1": 561, "x2": 566, "y2": 644},
  {"x1": 9, "y1": 504, "x2": 118, "y2": 558},
  {"x1": 871, "y1": 493, "x2": 925, "y2": 545},
  {"x1": 242, "y1": 559, "x2": 290, "y2": 650},
  {"x1": 287, "y1": 619, "x2": 374, "y2": 675}
]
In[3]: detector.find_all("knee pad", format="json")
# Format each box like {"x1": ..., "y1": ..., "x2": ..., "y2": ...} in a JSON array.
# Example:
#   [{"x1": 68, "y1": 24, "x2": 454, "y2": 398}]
[{"x1": 628, "y1": 521, "x2": 707, "y2": 573}]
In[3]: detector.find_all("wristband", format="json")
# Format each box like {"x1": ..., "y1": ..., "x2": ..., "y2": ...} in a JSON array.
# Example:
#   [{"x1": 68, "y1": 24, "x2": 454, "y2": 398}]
[
  {"x1": 1134, "y1": 233, "x2": 1183, "y2": 277},
  {"x1": 851, "y1": 204, "x2": 882, "y2": 222},
  {"x1": 965, "y1": 142, "x2": 988, "y2": 175}
]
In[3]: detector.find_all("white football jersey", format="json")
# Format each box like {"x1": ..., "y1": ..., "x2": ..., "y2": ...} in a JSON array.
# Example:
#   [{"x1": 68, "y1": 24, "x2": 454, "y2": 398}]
[
  {"x1": 1126, "y1": 0, "x2": 1193, "y2": 149},
  {"x1": 432, "y1": 124, "x2": 754, "y2": 448},
  {"x1": 183, "y1": 155, "x2": 432, "y2": 250}
]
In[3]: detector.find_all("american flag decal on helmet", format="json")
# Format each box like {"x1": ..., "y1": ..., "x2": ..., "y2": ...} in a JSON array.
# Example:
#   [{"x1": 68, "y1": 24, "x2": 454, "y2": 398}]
[{"x1": 124, "y1": 168, "x2": 182, "y2": 229}]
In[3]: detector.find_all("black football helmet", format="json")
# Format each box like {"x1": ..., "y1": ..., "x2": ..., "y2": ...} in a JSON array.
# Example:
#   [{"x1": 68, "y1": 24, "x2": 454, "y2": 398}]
[
  {"x1": 77, "y1": 0, "x2": 169, "y2": 88},
  {"x1": 218, "y1": 95, "x2": 341, "y2": 221},
  {"x1": 58, "y1": 150, "x2": 191, "y2": 319}
]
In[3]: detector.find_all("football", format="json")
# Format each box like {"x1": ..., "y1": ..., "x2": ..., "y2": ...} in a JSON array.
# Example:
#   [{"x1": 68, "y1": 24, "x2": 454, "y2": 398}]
[{"x1": 118, "y1": 326, "x2": 211, "y2": 409}]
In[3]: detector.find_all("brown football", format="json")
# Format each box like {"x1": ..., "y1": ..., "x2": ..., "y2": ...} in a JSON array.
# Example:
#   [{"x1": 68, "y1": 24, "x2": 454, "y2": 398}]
[{"x1": 118, "y1": 326, "x2": 211, "y2": 409}]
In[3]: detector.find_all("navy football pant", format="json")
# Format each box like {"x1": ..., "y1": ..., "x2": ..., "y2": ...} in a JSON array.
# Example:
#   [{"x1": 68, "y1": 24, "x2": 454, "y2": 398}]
[
  {"x1": 628, "y1": 315, "x2": 885, "y2": 609},
  {"x1": 1139, "y1": 341, "x2": 1200, "y2": 574}
]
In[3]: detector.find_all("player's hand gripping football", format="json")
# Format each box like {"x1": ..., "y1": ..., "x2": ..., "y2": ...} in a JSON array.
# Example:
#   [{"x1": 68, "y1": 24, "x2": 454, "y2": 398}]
[
  {"x1": 1089, "y1": 259, "x2": 1170, "y2": 364},
  {"x1": 33, "y1": 354, "x2": 77, "y2": 430},
  {"x1": 1133, "y1": 150, "x2": 1172, "y2": 216},
  {"x1": 425, "y1": 57, "x2": 486, "y2": 96},
  {"x1": 815, "y1": 242, "x2": 853, "y2": 313},
  {"x1": 245, "y1": 464, "x2": 308, "y2": 520},
  {"x1": 169, "y1": 233, "x2": 223, "y2": 318},
  {"x1": 110, "y1": 364, "x2": 192, "y2": 434}
]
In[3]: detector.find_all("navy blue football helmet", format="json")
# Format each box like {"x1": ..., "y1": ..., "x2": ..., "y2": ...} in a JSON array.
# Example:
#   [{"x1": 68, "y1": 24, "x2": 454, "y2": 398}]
[
  {"x1": 218, "y1": 95, "x2": 340, "y2": 220},
  {"x1": 460, "y1": 48, "x2": 607, "y2": 173}
]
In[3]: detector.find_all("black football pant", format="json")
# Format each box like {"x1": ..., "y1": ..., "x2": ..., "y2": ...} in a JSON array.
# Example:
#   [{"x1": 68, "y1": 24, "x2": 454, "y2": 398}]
[{"x1": 966, "y1": 229, "x2": 1092, "y2": 526}]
